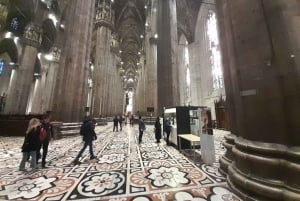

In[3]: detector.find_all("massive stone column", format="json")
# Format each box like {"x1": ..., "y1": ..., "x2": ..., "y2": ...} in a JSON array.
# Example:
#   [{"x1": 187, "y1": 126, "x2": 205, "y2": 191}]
[
  {"x1": 157, "y1": 0, "x2": 179, "y2": 114},
  {"x1": 144, "y1": 0, "x2": 158, "y2": 116},
  {"x1": 30, "y1": 47, "x2": 61, "y2": 114},
  {"x1": 53, "y1": 0, "x2": 94, "y2": 122},
  {"x1": 106, "y1": 53, "x2": 123, "y2": 116},
  {"x1": 92, "y1": 0, "x2": 114, "y2": 117},
  {"x1": 216, "y1": 0, "x2": 300, "y2": 200},
  {"x1": 4, "y1": 23, "x2": 42, "y2": 114}
]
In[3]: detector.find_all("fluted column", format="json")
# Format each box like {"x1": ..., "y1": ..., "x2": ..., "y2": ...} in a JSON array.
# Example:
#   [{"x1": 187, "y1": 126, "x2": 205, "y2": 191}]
[
  {"x1": 53, "y1": 0, "x2": 94, "y2": 122},
  {"x1": 43, "y1": 46, "x2": 61, "y2": 113},
  {"x1": 157, "y1": 0, "x2": 179, "y2": 114},
  {"x1": 4, "y1": 23, "x2": 42, "y2": 114},
  {"x1": 30, "y1": 64, "x2": 46, "y2": 114},
  {"x1": 216, "y1": 0, "x2": 300, "y2": 200},
  {"x1": 92, "y1": 0, "x2": 114, "y2": 117}
]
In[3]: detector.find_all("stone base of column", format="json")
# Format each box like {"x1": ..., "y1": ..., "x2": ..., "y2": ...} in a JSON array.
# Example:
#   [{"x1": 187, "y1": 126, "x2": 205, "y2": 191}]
[
  {"x1": 219, "y1": 133, "x2": 235, "y2": 176},
  {"x1": 225, "y1": 137, "x2": 300, "y2": 201}
]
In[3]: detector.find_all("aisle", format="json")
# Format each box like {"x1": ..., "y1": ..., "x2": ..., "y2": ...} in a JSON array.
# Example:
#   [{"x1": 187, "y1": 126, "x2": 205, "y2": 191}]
[{"x1": 0, "y1": 123, "x2": 241, "y2": 201}]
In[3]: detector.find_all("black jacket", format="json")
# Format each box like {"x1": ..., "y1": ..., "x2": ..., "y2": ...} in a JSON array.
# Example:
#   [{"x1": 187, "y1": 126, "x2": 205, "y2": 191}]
[
  {"x1": 22, "y1": 127, "x2": 40, "y2": 152},
  {"x1": 80, "y1": 120, "x2": 97, "y2": 142}
]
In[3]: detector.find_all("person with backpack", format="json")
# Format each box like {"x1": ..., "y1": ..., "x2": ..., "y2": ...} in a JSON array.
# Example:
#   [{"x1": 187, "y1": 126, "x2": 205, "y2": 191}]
[
  {"x1": 37, "y1": 114, "x2": 53, "y2": 168},
  {"x1": 19, "y1": 118, "x2": 41, "y2": 171},
  {"x1": 72, "y1": 116, "x2": 97, "y2": 165},
  {"x1": 138, "y1": 116, "x2": 146, "y2": 144}
]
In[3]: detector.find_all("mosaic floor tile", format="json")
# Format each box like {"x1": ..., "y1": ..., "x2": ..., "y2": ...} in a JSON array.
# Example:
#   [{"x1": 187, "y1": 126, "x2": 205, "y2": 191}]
[{"x1": 0, "y1": 124, "x2": 241, "y2": 201}]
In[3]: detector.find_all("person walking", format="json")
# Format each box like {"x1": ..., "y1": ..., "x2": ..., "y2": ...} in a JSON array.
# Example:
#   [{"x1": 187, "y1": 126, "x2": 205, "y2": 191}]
[
  {"x1": 138, "y1": 116, "x2": 146, "y2": 144},
  {"x1": 37, "y1": 115, "x2": 53, "y2": 168},
  {"x1": 72, "y1": 116, "x2": 97, "y2": 165},
  {"x1": 113, "y1": 115, "x2": 119, "y2": 132},
  {"x1": 165, "y1": 119, "x2": 172, "y2": 145},
  {"x1": 119, "y1": 115, "x2": 123, "y2": 131},
  {"x1": 154, "y1": 117, "x2": 162, "y2": 143},
  {"x1": 19, "y1": 118, "x2": 41, "y2": 171}
]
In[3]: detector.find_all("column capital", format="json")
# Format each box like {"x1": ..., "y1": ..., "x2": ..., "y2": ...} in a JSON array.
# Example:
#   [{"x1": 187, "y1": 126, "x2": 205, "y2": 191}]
[
  {"x1": 95, "y1": 0, "x2": 114, "y2": 30},
  {"x1": 22, "y1": 23, "x2": 43, "y2": 48},
  {"x1": 49, "y1": 46, "x2": 61, "y2": 63}
]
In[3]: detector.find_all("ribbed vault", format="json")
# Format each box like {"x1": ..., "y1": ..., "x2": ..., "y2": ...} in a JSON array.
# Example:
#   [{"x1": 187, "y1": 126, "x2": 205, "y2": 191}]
[{"x1": 114, "y1": 0, "x2": 146, "y2": 90}]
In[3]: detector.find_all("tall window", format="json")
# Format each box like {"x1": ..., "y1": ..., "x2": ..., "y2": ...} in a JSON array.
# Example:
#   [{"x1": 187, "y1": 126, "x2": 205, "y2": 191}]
[
  {"x1": 0, "y1": 60, "x2": 4, "y2": 75},
  {"x1": 126, "y1": 91, "x2": 133, "y2": 113},
  {"x1": 184, "y1": 43, "x2": 191, "y2": 105},
  {"x1": 207, "y1": 10, "x2": 224, "y2": 90}
]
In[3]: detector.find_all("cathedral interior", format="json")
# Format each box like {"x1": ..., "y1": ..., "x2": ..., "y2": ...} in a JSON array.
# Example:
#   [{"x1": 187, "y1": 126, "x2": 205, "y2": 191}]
[{"x1": 0, "y1": 0, "x2": 299, "y2": 200}]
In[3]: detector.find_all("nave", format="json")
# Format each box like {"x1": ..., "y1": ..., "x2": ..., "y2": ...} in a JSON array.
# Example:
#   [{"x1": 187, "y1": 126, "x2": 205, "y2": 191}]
[{"x1": 0, "y1": 124, "x2": 240, "y2": 201}]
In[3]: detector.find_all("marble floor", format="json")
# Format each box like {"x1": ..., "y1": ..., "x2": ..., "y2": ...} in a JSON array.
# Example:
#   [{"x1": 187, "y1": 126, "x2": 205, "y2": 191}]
[{"x1": 0, "y1": 123, "x2": 241, "y2": 201}]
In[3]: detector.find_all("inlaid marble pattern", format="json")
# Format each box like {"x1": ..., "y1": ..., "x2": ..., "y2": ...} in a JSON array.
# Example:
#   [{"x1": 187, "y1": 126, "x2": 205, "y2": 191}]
[{"x1": 0, "y1": 124, "x2": 241, "y2": 201}]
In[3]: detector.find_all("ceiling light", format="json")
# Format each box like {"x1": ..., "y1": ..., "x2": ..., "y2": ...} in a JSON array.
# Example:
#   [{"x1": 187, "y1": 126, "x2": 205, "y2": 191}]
[
  {"x1": 138, "y1": 51, "x2": 141, "y2": 55},
  {"x1": 121, "y1": 61, "x2": 124, "y2": 65},
  {"x1": 145, "y1": 22, "x2": 149, "y2": 26},
  {"x1": 37, "y1": 53, "x2": 42, "y2": 60},
  {"x1": 5, "y1": 32, "x2": 13, "y2": 38},
  {"x1": 144, "y1": 5, "x2": 147, "y2": 9},
  {"x1": 154, "y1": 34, "x2": 158, "y2": 39},
  {"x1": 44, "y1": 54, "x2": 54, "y2": 61},
  {"x1": 48, "y1": 13, "x2": 58, "y2": 27},
  {"x1": 119, "y1": 50, "x2": 122, "y2": 53},
  {"x1": 140, "y1": 35, "x2": 144, "y2": 39}
]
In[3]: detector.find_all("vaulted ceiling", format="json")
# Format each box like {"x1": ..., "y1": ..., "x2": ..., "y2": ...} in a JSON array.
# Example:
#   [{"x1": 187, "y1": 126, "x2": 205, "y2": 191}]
[
  {"x1": 113, "y1": 0, "x2": 201, "y2": 90},
  {"x1": 113, "y1": 0, "x2": 146, "y2": 90}
]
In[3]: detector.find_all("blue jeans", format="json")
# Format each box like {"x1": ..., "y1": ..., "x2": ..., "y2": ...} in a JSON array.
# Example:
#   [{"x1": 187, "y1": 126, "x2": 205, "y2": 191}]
[
  {"x1": 19, "y1": 151, "x2": 37, "y2": 170},
  {"x1": 75, "y1": 140, "x2": 95, "y2": 160}
]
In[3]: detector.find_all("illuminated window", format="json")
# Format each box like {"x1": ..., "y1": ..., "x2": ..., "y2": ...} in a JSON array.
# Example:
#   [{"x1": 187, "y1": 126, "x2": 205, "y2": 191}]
[
  {"x1": 0, "y1": 60, "x2": 4, "y2": 75},
  {"x1": 207, "y1": 10, "x2": 224, "y2": 90},
  {"x1": 126, "y1": 91, "x2": 133, "y2": 112},
  {"x1": 11, "y1": 17, "x2": 19, "y2": 31},
  {"x1": 184, "y1": 42, "x2": 191, "y2": 104}
]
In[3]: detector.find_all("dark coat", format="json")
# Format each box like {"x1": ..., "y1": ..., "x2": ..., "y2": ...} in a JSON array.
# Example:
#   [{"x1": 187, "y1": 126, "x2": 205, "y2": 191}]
[
  {"x1": 22, "y1": 127, "x2": 40, "y2": 152},
  {"x1": 154, "y1": 120, "x2": 161, "y2": 140},
  {"x1": 80, "y1": 120, "x2": 97, "y2": 142},
  {"x1": 164, "y1": 120, "x2": 171, "y2": 133}
]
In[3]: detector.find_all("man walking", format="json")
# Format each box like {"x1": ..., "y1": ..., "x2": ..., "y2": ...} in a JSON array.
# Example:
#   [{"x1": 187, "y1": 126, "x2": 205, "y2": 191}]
[{"x1": 72, "y1": 116, "x2": 97, "y2": 165}]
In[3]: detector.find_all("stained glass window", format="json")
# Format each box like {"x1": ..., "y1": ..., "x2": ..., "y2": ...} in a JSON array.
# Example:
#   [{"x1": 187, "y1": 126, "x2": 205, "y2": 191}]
[
  {"x1": 0, "y1": 60, "x2": 4, "y2": 75},
  {"x1": 11, "y1": 17, "x2": 19, "y2": 31}
]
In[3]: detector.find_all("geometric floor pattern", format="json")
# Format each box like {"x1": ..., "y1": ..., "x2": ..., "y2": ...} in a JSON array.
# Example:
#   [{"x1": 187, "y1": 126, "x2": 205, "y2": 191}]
[{"x1": 0, "y1": 123, "x2": 241, "y2": 201}]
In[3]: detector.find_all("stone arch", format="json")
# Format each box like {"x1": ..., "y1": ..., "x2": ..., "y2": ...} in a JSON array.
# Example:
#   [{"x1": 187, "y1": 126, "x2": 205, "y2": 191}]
[
  {"x1": 41, "y1": 19, "x2": 57, "y2": 52},
  {"x1": 0, "y1": 38, "x2": 18, "y2": 63},
  {"x1": 5, "y1": 0, "x2": 34, "y2": 36}
]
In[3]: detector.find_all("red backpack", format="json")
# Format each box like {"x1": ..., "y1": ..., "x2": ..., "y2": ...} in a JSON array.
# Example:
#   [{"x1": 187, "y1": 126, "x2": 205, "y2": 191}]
[{"x1": 39, "y1": 127, "x2": 47, "y2": 141}]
